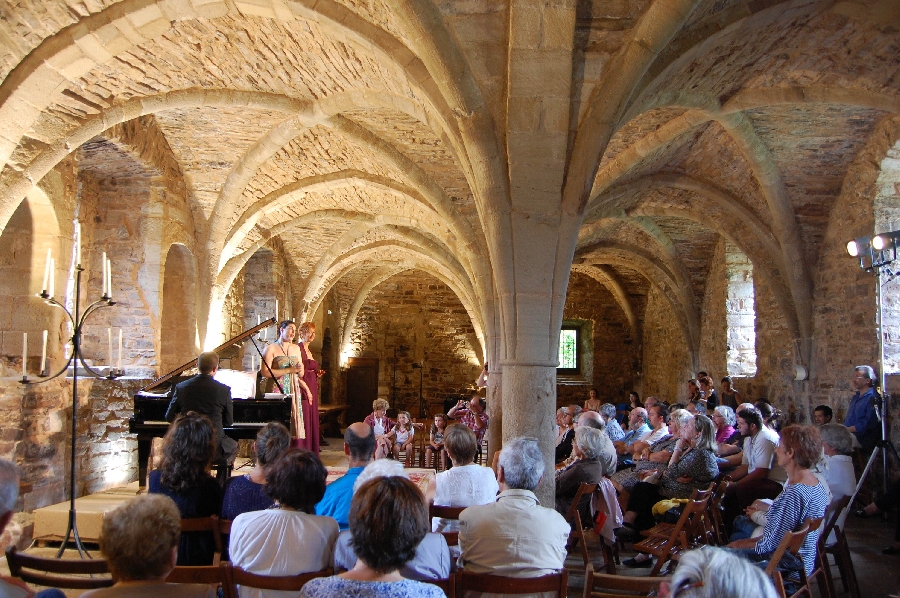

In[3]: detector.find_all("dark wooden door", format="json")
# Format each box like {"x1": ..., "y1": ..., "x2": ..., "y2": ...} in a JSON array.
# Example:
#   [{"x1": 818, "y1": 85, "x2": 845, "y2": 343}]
[{"x1": 347, "y1": 358, "x2": 379, "y2": 423}]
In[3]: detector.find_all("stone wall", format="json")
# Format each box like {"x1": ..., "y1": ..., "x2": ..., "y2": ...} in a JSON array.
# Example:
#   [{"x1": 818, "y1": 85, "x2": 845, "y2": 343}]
[
  {"x1": 642, "y1": 287, "x2": 693, "y2": 404},
  {"x1": 346, "y1": 271, "x2": 481, "y2": 414},
  {"x1": 698, "y1": 239, "x2": 728, "y2": 380}
]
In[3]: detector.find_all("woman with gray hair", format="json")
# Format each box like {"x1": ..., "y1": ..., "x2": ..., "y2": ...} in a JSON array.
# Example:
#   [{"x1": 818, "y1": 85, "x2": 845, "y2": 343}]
[
  {"x1": 659, "y1": 547, "x2": 779, "y2": 598},
  {"x1": 555, "y1": 426, "x2": 606, "y2": 519},
  {"x1": 814, "y1": 423, "x2": 856, "y2": 543},
  {"x1": 610, "y1": 408, "x2": 692, "y2": 498}
]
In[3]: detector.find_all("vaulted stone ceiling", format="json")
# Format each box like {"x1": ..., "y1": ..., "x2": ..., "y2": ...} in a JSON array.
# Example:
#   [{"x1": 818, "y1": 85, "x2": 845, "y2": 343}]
[{"x1": 0, "y1": 0, "x2": 898, "y2": 367}]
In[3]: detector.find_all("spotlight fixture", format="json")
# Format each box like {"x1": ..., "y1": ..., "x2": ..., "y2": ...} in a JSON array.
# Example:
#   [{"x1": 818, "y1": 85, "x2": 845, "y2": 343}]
[{"x1": 846, "y1": 231, "x2": 900, "y2": 270}]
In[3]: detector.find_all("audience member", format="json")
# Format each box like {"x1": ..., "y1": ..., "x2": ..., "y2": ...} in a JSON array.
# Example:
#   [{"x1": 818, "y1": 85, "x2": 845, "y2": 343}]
[
  {"x1": 221, "y1": 421, "x2": 290, "y2": 520},
  {"x1": 618, "y1": 407, "x2": 650, "y2": 446},
  {"x1": 722, "y1": 408, "x2": 786, "y2": 523},
  {"x1": 301, "y1": 477, "x2": 444, "y2": 598},
  {"x1": 334, "y1": 460, "x2": 451, "y2": 580},
  {"x1": 843, "y1": 365, "x2": 880, "y2": 450},
  {"x1": 555, "y1": 426, "x2": 610, "y2": 522},
  {"x1": 571, "y1": 410, "x2": 617, "y2": 473},
  {"x1": 755, "y1": 400, "x2": 785, "y2": 433},
  {"x1": 425, "y1": 424, "x2": 498, "y2": 532},
  {"x1": 315, "y1": 423, "x2": 375, "y2": 530},
  {"x1": 364, "y1": 399, "x2": 395, "y2": 460},
  {"x1": 82, "y1": 494, "x2": 215, "y2": 598},
  {"x1": 554, "y1": 406, "x2": 576, "y2": 463},
  {"x1": 385, "y1": 411, "x2": 416, "y2": 461},
  {"x1": 628, "y1": 391, "x2": 643, "y2": 410},
  {"x1": 458, "y1": 437, "x2": 570, "y2": 579},
  {"x1": 659, "y1": 546, "x2": 779, "y2": 598},
  {"x1": 148, "y1": 412, "x2": 221, "y2": 566},
  {"x1": 619, "y1": 414, "x2": 719, "y2": 561},
  {"x1": 164, "y1": 352, "x2": 237, "y2": 486},
  {"x1": 719, "y1": 377, "x2": 741, "y2": 409},
  {"x1": 230, "y1": 449, "x2": 337, "y2": 597},
  {"x1": 698, "y1": 377, "x2": 718, "y2": 411},
  {"x1": 425, "y1": 413, "x2": 448, "y2": 469},
  {"x1": 813, "y1": 405, "x2": 833, "y2": 426},
  {"x1": 628, "y1": 404, "x2": 671, "y2": 455},
  {"x1": 600, "y1": 403, "x2": 626, "y2": 442},
  {"x1": 814, "y1": 424, "x2": 856, "y2": 543},
  {"x1": 610, "y1": 408, "x2": 692, "y2": 498},
  {"x1": 447, "y1": 395, "x2": 489, "y2": 450},
  {"x1": 728, "y1": 426, "x2": 829, "y2": 577},
  {"x1": 584, "y1": 388, "x2": 602, "y2": 412},
  {"x1": 712, "y1": 406, "x2": 741, "y2": 446},
  {"x1": 687, "y1": 379, "x2": 702, "y2": 404},
  {"x1": 686, "y1": 400, "x2": 699, "y2": 415},
  {"x1": 643, "y1": 396, "x2": 658, "y2": 410}
]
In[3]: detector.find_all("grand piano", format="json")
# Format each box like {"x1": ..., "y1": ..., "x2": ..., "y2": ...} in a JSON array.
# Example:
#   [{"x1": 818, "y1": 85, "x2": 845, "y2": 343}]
[{"x1": 130, "y1": 318, "x2": 291, "y2": 486}]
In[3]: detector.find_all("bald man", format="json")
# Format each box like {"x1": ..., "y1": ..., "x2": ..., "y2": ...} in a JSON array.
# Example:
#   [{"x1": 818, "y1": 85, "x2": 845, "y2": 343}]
[{"x1": 314, "y1": 422, "x2": 375, "y2": 530}]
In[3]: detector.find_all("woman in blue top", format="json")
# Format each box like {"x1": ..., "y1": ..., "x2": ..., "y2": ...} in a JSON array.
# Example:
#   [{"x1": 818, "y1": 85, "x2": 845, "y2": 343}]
[
  {"x1": 221, "y1": 421, "x2": 290, "y2": 521},
  {"x1": 728, "y1": 425, "x2": 829, "y2": 576}
]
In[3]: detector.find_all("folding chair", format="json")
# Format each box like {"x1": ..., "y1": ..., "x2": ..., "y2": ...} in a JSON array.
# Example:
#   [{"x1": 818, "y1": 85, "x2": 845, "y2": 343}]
[
  {"x1": 181, "y1": 515, "x2": 224, "y2": 565},
  {"x1": 564, "y1": 482, "x2": 599, "y2": 568},
  {"x1": 824, "y1": 520, "x2": 861, "y2": 598},
  {"x1": 423, "y1": 574, "x2": 455, "y2": 598},
  {"x1": 166, "y1": 563, "x2": 231, "y2": 596},
  {"x1": 768, "y1": 517, "x2": 823, "y2": 598},
  {"x1": 638, "y1": 483, "x2": 715, "y2": 540},
  {"x1": 631, "y1": 492, "x2": 712, "y2": 575},
  {"x1": 5, "y1": 546, "x2": 113, "y2": 590},
  {"x1": 810, "y1": 496, "x2": 850, "y2": 598},
  {"x1": 583, "y1": 562, "x2": 670, "y2": 598},
  {"x1": 457, "y1": 569, "x2": 568, "y2": 597},
  {"x1": 229, "y1": 566, "x2": 333, "y2": 597}
]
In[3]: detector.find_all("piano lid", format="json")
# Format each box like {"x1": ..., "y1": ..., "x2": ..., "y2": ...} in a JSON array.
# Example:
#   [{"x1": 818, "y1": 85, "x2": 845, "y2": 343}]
[{"x1": 139, "y1": 317, "x2": 276, "y2": 392}]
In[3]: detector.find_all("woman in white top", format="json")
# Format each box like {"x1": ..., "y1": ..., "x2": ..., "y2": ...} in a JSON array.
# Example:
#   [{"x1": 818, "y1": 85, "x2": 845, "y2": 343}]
[
  {"x1": 424, "y1": 423, "x2": 499, "y2": 532},
  {"x1": 230, "y1": 449, "x2": 338, "y2": 598}
]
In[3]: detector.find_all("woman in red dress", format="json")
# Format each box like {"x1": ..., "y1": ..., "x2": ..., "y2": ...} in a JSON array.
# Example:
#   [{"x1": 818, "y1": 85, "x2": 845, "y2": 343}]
[{"x1": 298, "y1": 321, "x2": 324, "y2": 454}]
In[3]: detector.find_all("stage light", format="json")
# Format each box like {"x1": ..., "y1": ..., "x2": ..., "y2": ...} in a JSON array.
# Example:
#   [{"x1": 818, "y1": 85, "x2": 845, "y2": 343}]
[
  {"x1": 873, "y1": 235, "x2": 886, "y2": 251},
  {"x1": 847, "y1": 240, "x2": 860, "y2": 257}
]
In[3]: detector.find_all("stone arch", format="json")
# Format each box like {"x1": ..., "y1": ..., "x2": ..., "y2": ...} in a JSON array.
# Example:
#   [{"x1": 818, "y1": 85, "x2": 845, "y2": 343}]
[{"x1": 159, "y1": 244, "x2": 198, "y2": 372}]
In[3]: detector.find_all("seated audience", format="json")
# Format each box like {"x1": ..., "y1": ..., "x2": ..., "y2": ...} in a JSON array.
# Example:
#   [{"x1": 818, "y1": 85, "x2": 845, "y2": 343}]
[
  {"x1": 659, "y1": 546, "x2": 779, "y2": 598},
  {"x1": 628, "y1": 391, "x2": 643, "y2": 410},
  {"x1": 615, "y1": 407, "x2": 650, "y2": 449},
  {"x1": 424, "y1": 413, "x2": 448, "y2": 469},
  {"x1": 569, "y1": 410, "x2": 617, "y2": 473},
  {"x1": 82, "y1": 494, "x2": 215, "y2": 598},
  {"x1": 723, "y1": 408, "x2": 786, "y2": 524},
  {"x1": 619, "y1": 414, "x2": 720, "y2": 563},
  {"x1": 221, "y1": 422, "x2": 290, "y2": 520},
  {"x1": 364, "y1": 399, "x2": 395, "y2": 460},
  {"x1": 148, "y1": 412, "x2": 221, "y2": 566},
  {"x1": 555, "y1": 426, "x2": 610, "y2": 522},
  {"x1": 0, "y1": 460, "x2": 66, "y2": 598},
  {"x1": 600, "y1": 403, "x2": 626, "y2": 442},
  {"x1": 855, "y1": 477, "x2": 900, "y2": 554},
  {"x1": 813, "y1": 405, "x2": 833, "y2": 426},
  {"x1": 300, "y1": 477, "x2": 444, "y2": 598},
  {"x1": 719, "y1": 376, "x2": 741, "y2": 409},
  {"x1": 712, "y1": 406, "x2": 740, "y2": 446},
  {"x1": 698, "y1": 376, "x2": 718, "y2": 411},
  {"x1": 814, "y1": 424, "x2": 856, "y2": 543},
  {"x1": 334, "y1": 459, "x2": 451, "y2": 580},
  {"x1": 230, "y1": 449, "x2": 337, "y2": 597},
  {"x1": 315, "y1": 423, "x2": 375, "y2": 530},
  {"x1": 627, "y1": 404, "x2": 671, "y2": 456},
  {"x1": 728, "y1": 425, "x2": 829, "y2": 577},
  {"x1": 584, "y1": 388, "x2": 602, "y2": 412},
  {"x1": 610, "y1": 408, "x2": 691, "y2": 497},
  {"x1": 554, "y1": 406, "x2": 576, "y2": 463},
  {"x1": 385, "y1": 411, "x2": 416, "y2": 461},
  {"x1": 458, "y1": 437, "x2": 570, "y2": 579},
  {"x1": 755, "y1": 400, "x2": 785, "y2": 432},
  {"x1": 425, "y1": 424, "x2": 499, "y2": 532},
  {"x1": 687, "y1": 379, "x2": 702, "y2": 405}
]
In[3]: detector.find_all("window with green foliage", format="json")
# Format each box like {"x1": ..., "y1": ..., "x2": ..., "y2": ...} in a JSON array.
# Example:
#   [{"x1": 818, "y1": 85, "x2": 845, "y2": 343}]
[{"x1": 558, "y1": 325, "x2": 580, "y2": 374}]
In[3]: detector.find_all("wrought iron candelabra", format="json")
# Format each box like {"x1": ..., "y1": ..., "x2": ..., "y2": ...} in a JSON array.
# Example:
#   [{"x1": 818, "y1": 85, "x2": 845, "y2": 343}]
[{"x1": 25, "y1": 257, "x2": 118, "y2": 558}]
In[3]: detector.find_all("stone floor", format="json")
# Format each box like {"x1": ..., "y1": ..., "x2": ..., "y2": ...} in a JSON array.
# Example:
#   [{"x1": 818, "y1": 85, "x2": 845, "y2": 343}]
[{"x1": 5, "y1": 436, "x2": 900, "y2": 597}]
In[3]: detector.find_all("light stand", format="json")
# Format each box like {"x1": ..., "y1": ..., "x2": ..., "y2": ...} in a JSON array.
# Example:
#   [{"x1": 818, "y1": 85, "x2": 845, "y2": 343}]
[
  {"x1": 412, "y1": 361, "x2": 425, "y2": 418},
  {"x1": 28, "y1": 259, "x2": 118, "y2": 559},
  {"x1": 846, "y1": 232, "x2": 900, "y2": 507}
]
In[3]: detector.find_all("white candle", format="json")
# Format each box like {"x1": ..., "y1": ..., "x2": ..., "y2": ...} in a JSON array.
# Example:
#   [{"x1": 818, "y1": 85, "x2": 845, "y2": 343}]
[
  {"x1": 48, "y1": 258, "x2": 55, "y2": 300},
  {"x1": 257, "y1": 314, "x2": 261, "y2": 326},
  {"x1": 40, "y1": 330, "x2": 47, "y2": 374},
  {"x1": 102, "y1": 252, "x2": 108, "y2": 295},
  {"x1": 117, "y1": 329, "x2": 123, "y2": 372},
  {"x1": 275, "y1": 300, "x2": 279, "y2": 319},
  {"x1": 42, "y1": 248, "x2": 51, "y2": 293},
  {"x1": 106, "y1": 257, "x2": 112, "y2": 299},
  {"x1": 251, "y1": 355, "x2": 255, "y2": 371},
  {"x1": 21, "y1": 332, "x2": 27, "y2": 377},
  {"x1": 74, "y1": 220, "x2": 81, "y2": 267},
  {"x1": 107, "y1": 328, "x2": 113, "y2": 370}
]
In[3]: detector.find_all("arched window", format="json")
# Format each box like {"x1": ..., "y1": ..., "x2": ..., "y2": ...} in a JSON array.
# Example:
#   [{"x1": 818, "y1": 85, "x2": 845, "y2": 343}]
[
  {"x1": 874, "y1": 140, "x2": 900, "y2": 373},
  {"x1": 725, "y1": 241, "x2": 757, "y2": 376}
]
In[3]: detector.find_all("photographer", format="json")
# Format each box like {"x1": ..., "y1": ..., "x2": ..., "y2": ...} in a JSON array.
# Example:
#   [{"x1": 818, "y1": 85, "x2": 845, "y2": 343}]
[{"x1": 447, "y1": 396, "x2": 489, "y2": 452}]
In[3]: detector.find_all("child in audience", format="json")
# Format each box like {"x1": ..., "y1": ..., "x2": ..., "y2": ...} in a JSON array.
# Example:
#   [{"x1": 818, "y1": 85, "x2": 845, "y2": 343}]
[
  {"x1": 425, "y1": 414, "x2": 448, "y2": 469},
  {"x1": 387, "y1": 411, "x2": 415, "y2": 461},
  {"x1": 364, "y1": 399, "x2": 395, "y2": 459}
]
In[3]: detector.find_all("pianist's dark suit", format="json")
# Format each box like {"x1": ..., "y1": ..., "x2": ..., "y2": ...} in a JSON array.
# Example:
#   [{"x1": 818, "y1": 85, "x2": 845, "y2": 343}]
[{"x1": 165, "y1": 373, "x2": 238, "y2": 463}]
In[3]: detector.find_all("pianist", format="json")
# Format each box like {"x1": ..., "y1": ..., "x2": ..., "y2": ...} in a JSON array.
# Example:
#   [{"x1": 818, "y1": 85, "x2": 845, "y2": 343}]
[{"x1": 165, "y1": 351, "x2": 238, "y2": 486}]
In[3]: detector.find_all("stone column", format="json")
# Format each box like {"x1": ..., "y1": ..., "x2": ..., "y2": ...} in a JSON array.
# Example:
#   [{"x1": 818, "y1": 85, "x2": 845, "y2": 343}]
[{"x1": 485, "y1": 368, "x2": 502, "y2": 467}]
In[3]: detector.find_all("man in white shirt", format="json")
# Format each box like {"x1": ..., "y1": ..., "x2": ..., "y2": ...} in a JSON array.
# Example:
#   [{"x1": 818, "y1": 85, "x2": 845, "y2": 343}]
[
  {"x1": 723, "y1": 407, "x2": 786, "y2": 526},
  {"x1": 615, "y1": 405, "x2": 670, "y2": 469},
  {"x1": 459, "y1": 437, "x2": 570, "y2": 588}
]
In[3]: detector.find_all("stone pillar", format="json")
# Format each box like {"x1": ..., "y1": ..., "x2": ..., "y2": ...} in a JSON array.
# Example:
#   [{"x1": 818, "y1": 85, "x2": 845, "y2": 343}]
[
  {"x1": 485, "y1": 368, "x2": 502, "y2": 467},
  {"x1": 501, "y1": 363, "x2": 557, "y2": 505}
]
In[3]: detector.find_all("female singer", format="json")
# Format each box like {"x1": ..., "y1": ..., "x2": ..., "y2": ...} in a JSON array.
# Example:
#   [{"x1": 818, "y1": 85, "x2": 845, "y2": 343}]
[
  {"x1": 262, "y1": 320, "x2": 312, "y2": 448},
  {"x1": 298, "y1": 321, "x2": 325, "y2": 454}
]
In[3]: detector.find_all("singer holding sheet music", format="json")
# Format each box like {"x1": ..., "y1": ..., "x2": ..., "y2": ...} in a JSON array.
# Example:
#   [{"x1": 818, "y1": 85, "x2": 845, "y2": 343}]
[{"x1": 262, "y1": 320, "x2": 311, "y2": 449}]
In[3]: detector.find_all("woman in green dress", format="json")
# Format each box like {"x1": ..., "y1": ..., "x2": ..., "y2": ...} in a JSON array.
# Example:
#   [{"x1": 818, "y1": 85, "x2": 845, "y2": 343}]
[{"x1": 262, "y1": 320, "x2": 312, "y2": 448}]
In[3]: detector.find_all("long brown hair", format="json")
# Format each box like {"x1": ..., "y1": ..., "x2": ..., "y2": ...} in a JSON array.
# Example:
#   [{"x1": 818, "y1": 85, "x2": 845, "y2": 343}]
[{"x1": 159, "y1": 412, "x2": 215, "y2": 493}]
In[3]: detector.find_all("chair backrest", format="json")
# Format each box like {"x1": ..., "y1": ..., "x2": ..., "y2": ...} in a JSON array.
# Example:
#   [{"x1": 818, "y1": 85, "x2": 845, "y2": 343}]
[
  {"x1": 707, "y1": 478, "x2": 731, "y2": 545},
  {"x1": 564, "y1": 482, "x2": 599, "y2": 525},
  {"x1": 181, "y1": 515, "x2": 223, "y2": 564},
  {"x1": 764, "y1": 517, "x2": 822, "y2": 577},
  {"x1": 457, "y1": 569, "x2": 568, "y2": 596},
  {"x1": 429, "y1": 504, "x2": 467, "y2": 520},
  {"x1": 424, "y1": 574, "x2": 455, "y2": 597},
  {"x1": 230, "y1": 566, "x2": 333, "y2": 593},
  {"x1": 166, "y1": 563, "x2": 231, "y2": 587},
  {"x1": 583, "y1": 563, "x2": 669, "y2": 598},
  {"x1": 821, "y1": 495, "x2": 850, "y2": 543},
  {"x1": 666, "y1": 494, "x2": 711, "y2": 548},
  {"x1": 5, "y1": 546, "x2": 113, "y2": 590}
]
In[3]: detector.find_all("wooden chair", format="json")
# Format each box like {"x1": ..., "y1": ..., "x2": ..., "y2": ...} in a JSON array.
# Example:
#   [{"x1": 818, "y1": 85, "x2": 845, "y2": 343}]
[
  {"x1": 166, "y1": 563, "x2": 231, "y2": 595},
  {"x1": 430, "y1": 504, "x2": 466, "y2": 546},
  {"x1": 407, "y1": 419, "x2": 430, "y2": 467},
  {"x1": 423, "y1": 574, "x2": 455, "y2": 598},
  {"x1": 181, "y1": 515, "x2": 224, "y2": 565},
  {"x1": 229, "y1": 565, "x2": 333, "y2": 597},
  {"x1": 768, "y1": 517, "x2": 823, "y2": 598},
  {"x1": 564, "y1": 482, "x2": 599, "y2": 568},
  {"x1": 583, "y1": 563, "x2": 670, "y2": 598},
  {"x1": 457, "y1": 569, "x2": 568, "y2": 597},
  {"x1": 631, "y1": 492, "x2": 712, "y2": 575},
  {"x1": 638, "y1": 483, "x2": 715, "y2": 540},
  {"x1": 809, "y1": 497, "x2": 850, "y2": 598},
  {"x1": 5, "y1": 546, "x2": 114, "y2": 590},
  {"x1": 824, "y1": 520, "x2": 861, "y2": 598}
]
